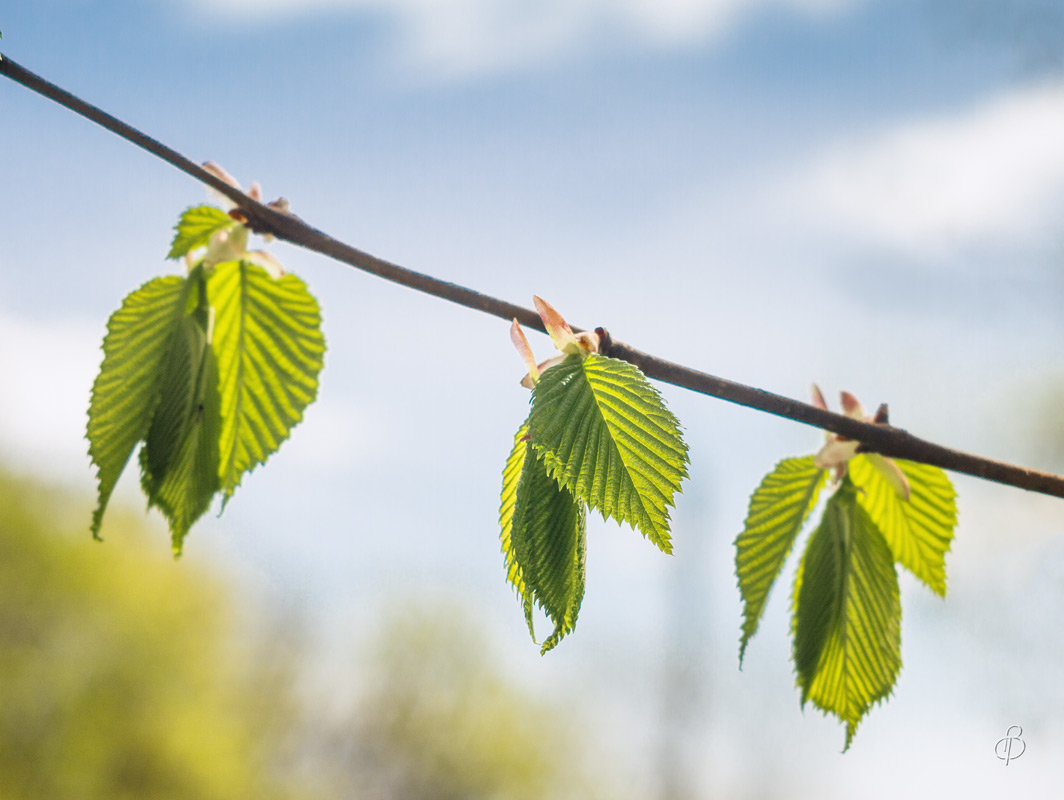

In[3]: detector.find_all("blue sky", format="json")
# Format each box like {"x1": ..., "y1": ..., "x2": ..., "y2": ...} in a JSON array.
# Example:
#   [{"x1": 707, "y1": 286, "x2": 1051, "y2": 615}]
[{"x1": 3, "y1": 1, "x2": 1064, "y2": 795}]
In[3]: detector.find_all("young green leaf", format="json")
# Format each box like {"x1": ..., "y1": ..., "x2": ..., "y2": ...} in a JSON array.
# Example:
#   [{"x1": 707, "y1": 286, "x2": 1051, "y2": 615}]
[
  {"x1": 208, "y1": 259, "x2": 326, "y2": 504},
  {"x1": 89, "y1": 252, "x2": 324, "y2": 550},
  {"x1": 502, "y1": 422, "x2": 587, "y2": 653},
  {"x1": 139, "y1": 347, "x2": 221, "y2": 553},
  {"x1": 529, "y1": 353, "x2": 688, "y2": 553},
  {"x1": 735, "y1": 456, "x2": 827, "y2": 663},
  {"x1": 137, "y1": 269, "x2": 221, "y2": 553},
  {"x1": 792, "y1": 479, "x2": 901, "y2": 751},
  {"x1": 167, "y1": 205, "x2": 237, "y2": 260},
  {"x1": 848, "y1": 455, "x2": 957, "y2": 596},
  {"x1": 500, "y1": 422, "x2": 536, "y2": 635},
  {"x1": 87, "y1": 274, "x2": 192, "y2": 539},
  {"x1": 139, "y1": 282, "x2": 209, "y2": 485}
]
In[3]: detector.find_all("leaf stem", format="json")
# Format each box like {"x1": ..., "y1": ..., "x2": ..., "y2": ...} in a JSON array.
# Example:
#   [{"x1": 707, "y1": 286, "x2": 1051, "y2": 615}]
[{"x1": 4, "y1": 54, "x2": 1063, "y2": 499}]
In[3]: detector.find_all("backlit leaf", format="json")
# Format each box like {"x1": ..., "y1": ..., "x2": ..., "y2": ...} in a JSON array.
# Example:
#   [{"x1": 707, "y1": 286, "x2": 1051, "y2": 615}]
[
  {"x1": 502, "y1": 421, "x2": 587, "y2": 653},
  {"x1": 88, "y1": 251, "x2": 325, "y2": 551},
  {"x1": 792, "y1": 479, "x2": 901, "y2": 751},
  {"x1": 87, "y1": 274, "x2": 191, "y2": 539},
  {"x1": 500, "y1": 422, "x2": 535, "y2": 635},
  {"x1": 137, "y1": 270, "x2": 220, "y2": 553},
  {"x1": 735, "y1": 456, "x2": 827, "y2": 663},
  {"x1": 208, "y1": 259, "x2": 325, "y2": 504},
  {"x1": 529, "y1": 354, "x2": 688, "y2": 553},
  {"x1": 167, "y1": 205, "x2": 236, "y2": 260},
  {"x1": 849, "y1": 455, "x2": 956, "y2": 596}
]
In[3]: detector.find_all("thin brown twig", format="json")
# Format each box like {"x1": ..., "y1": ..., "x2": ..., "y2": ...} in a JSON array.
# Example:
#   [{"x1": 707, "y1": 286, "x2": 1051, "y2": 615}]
[{"x1": 4, "y1": 52, "x2": 1063, "y2": 498}]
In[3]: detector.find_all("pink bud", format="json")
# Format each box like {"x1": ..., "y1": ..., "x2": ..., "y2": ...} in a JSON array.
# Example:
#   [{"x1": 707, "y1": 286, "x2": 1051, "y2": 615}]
[{"x1": 510, "y1": 320, "x2": 540, "y2": 388}]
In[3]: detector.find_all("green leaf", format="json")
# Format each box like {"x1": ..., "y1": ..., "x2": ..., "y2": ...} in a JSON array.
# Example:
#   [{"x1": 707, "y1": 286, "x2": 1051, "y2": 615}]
[
  {"x1": 502, "y1": 421, "x2": 587, "y2": 653},
  {"x1": 138, "y1": 269, "x2": 221, "y2": 553},
  {"x1": 139, "y1": 292, "x2": 208, "y2": 484},
  {"x1": 792, "y1": 479, "x2": 901, "y2": 751},
  {"x1": 848, "y1": 455, "x2": 957, "y2": 596},
  {"x1": 529, "y1": 353, "x2": 688, "y2": 553},
  {"x1": 208, "y1": 259, "x2": 326, "y2": 504},
  {"x1": 500, "y1": 422, "x2": 535, "y2": 635},
  {"x1": 87, "y1": 274, "x2": 192, "y2": 539},
  {"x1": 167, "y1": 205, "x2": 236, "y2": 260},
  {"x1": 735, "y1": 456, "x2": 827, "y2": 663}
]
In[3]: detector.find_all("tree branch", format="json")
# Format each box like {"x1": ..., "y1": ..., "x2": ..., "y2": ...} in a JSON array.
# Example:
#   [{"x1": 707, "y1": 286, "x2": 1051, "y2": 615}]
[{"x1": 4, "y1": 53, "x2": 1063, "y2": 498}]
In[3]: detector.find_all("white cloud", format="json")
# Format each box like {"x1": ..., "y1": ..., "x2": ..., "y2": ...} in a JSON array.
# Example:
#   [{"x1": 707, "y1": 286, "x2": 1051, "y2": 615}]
[
  {"x1": 0, "y1": 313, "x2": 101, "y2": 479},
  {"x1": 184, "y1": 0, "x2": 863, "y2": 79},
  {"x1": 272, "y1": 393, "x2": 384, "y2": 473},
  {"x1": 780, "y1": 80, "x2": 1064, "y2": 258}
]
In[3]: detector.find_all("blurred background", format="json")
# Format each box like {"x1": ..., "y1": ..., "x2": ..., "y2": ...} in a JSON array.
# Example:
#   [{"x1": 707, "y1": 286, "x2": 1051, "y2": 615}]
[{"x1": 2, "y1": 0, "x2": 1064, "y2": 796}]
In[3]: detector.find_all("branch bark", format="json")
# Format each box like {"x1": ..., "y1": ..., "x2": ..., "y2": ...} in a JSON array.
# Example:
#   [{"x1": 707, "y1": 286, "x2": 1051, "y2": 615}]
[{"x1": 4, "y1": 53, "x2": 1063, "y2": 498}]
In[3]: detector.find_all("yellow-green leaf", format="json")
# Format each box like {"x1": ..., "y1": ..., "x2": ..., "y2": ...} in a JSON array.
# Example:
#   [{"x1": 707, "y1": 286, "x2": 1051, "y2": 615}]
[
  {"x1": 167, "y1": 205, "x2": 236, "y2": 260},
  {"x1": 87, "y1": 274, "x2": 191, "y2": 539},
  {"x1": 137, "y1": 271, "x2": 221, "y2": 554},
  {"x1": 501, "y1": 421, "x2": 587, "y2": 653},
  {"x1": 88, "y1": 255, "x2": 325, "y2": 551},
  {"x1": 735, "y1": 456, "x2": 827, "y2": 663},
  {"x1": 529, "y1": 354, "x2": 688, "y2": 553},
  {"x1": 500, "y1": 422, "x2": 535, "y2": 636},
  {"x1": 208, "y1": 259, "x2": 326, "y2": 504},
  {"x1": 848, "y1": 456, "x2": 957, "y2": 596},
  {"x1": 792, "y1": 478, "x2": 901, "y2": 751}
]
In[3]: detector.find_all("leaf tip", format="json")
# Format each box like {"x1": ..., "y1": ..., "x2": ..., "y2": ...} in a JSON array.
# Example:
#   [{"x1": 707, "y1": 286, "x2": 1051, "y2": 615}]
[
  {"x1": 842, "y1": 723, "x2": 858, "y2": 753},
  {"x1": 90, "y1": 495, "x2": 111, "y2": 542},
  {"x1": 539, "y1": 621, "x2": 571, "y2": 654}
]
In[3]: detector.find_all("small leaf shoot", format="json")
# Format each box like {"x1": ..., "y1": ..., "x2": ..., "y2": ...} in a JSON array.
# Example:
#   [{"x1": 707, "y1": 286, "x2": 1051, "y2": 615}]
[
  {"x1": 501, "y1": 298, "x2": 688, "y2": 652},
  {"x1": 88, "y1": 181, "x2": 325, "y2": 551},
  {"x1": 737, "y1": 386, "x2": 956, "y2": 748}
]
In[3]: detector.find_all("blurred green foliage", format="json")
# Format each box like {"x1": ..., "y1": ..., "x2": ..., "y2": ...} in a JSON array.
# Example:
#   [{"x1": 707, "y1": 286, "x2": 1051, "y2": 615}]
[
  {"x1": 0, "y1": 471, "x2": 624, "y2": 799},
  {"x1": 311, "y1": 603, "x2": 624, "y2": 800},
  {"x1": 0, "y1": 470, "x2": 301, "y2": 800}
]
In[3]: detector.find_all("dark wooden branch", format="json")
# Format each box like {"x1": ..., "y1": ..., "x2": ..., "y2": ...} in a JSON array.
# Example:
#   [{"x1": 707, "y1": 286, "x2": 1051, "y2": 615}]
[
  {"x1": 4, "y1": 52, "x2": 1063, "y2": 498},
  {"x1": 606, "y1": 340, "x2": 1064, "y2": 497}
]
